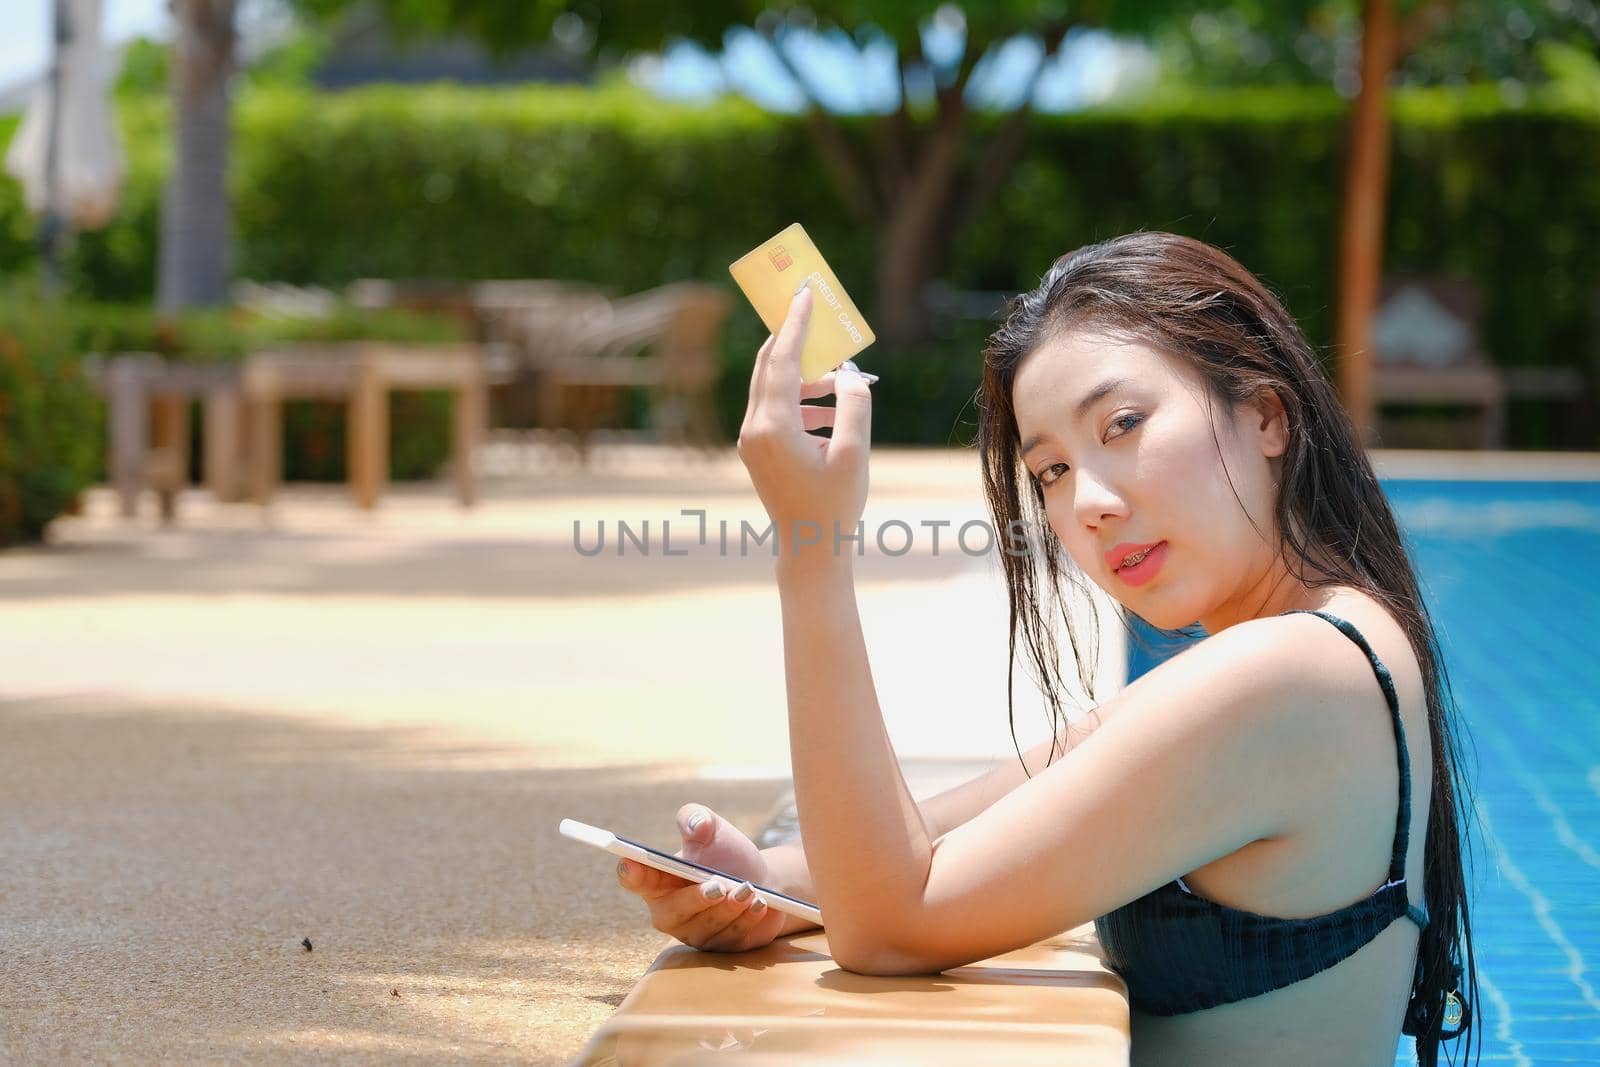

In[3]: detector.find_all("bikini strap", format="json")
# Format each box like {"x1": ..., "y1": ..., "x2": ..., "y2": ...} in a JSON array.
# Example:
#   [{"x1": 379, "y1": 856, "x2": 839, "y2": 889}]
[{"x1": 1281, "y1": 609, "x2": 1414, "y2": 891}]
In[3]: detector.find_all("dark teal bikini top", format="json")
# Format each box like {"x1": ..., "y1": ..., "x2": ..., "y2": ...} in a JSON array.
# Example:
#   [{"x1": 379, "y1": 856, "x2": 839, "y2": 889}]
[{"x1": 1094, "y1": 609, "x2": 1429, "y2": 1019}]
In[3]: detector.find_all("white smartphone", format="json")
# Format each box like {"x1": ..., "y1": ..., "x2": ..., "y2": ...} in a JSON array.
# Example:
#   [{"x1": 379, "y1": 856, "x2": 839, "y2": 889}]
[{"x1": 559, "y1": 817, "x2": 823, "y2": 926}]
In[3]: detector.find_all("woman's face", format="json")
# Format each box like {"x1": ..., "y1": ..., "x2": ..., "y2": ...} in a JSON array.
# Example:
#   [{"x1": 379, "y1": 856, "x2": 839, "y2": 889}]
[{"x1": 1010, "y1": 328, "x2": 1290, "y2": 634}]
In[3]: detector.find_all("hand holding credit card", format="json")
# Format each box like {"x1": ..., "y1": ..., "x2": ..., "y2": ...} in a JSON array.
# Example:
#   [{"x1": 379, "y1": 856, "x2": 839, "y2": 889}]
[
  {"x1": 728, "y1": 222, "x2": 876, "y2": 560},
  {"x1": 729, "y1": 223, "x2": 876, "y2": 384}
]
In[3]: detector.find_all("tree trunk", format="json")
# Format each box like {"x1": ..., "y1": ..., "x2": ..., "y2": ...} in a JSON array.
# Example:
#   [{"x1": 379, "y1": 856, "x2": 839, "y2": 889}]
[
  {"x1": 157, "y1": 0, "x2": 236, "y2": 312},
  {"x1": 868, "y1": 31, "x2": 1063, "y2": 347},
  {"x1": 760, "y1": 25, "x2": 1065, "y2": 347},
  {"x1": 873, "y1": 111, "x2": 970, "y2": 346},
  {"x1": 1334, "y1": 0, "x2": 1399, "y2": 448}
]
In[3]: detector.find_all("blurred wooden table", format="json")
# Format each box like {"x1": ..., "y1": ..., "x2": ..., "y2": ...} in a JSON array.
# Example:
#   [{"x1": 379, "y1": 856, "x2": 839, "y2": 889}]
[
  {"x1": 573, "y1": 922, "x2": 1129, "y2": 1066},
  {"x1": 92, "y1": 353, "x2": 245, "y2": 521},
  {"x1": 242, "y1": 342, "x2": 492, "y2": 510}
]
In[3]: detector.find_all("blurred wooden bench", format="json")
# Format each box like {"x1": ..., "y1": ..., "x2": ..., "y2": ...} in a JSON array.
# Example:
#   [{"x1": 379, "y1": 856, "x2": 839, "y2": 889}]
[
  {"x1": 350, "y1": 278, "x2": 736, "y2": 458},
  {"x1": 1372, "y1": 278, "x2": 1503, "y2": 448},
  {"x1": 347, "y1": 277, "x2": 484, "y2": 339},
  {"x1": 469, "y1": 279, "x2": 617, "y2": 432},
  {"x1": 242, "y1": 342, "x2": 500, "y2": 510},
  {"x1": 89, "y1": 353, "x2": 247, "y2": 521},
  {"x1": 534, "y1": 281, "x2": 733, "y2": 460},
  {"x1": 1372, "y1": 277, "x2": 1585, "y2": 449},
  {"x1": 90, "y1": 344, "x2": 511, "y2": 519}
]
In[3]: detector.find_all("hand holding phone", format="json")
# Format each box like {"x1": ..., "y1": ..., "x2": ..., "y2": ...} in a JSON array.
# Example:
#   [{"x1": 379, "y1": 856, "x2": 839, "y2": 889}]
[
  {"x1": 562, "y1": 816, "x2": 823, "y2": 927},
  {"x1": 566, "y1": 808, "x2": 813, "y2": 954}
]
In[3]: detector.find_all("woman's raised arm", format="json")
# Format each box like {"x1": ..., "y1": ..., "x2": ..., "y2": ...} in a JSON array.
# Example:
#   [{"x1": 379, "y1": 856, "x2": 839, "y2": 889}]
[{"x1": 757, "y1": 710, "x2": 1110, "y2": 939}]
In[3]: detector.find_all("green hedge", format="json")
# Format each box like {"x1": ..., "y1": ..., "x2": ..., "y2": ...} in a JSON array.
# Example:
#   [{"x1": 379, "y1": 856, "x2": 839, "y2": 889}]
[
  {"x1": 0, "y1": 289, "x2": 100, "y2": 546},
  {"x1": 2, "y1": 81, "x2": 1597, "y2": 447}
]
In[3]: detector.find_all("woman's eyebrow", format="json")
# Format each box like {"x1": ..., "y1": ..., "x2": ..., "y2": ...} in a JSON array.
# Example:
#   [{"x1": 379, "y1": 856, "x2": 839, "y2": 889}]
[{"x1": 1020, "y1": 377, "x2": 1135, "y2": 456}]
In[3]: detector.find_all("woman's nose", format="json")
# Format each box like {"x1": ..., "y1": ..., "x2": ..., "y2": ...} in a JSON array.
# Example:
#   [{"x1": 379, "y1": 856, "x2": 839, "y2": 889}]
[{"x1": 1072, "y1": 469, "x2": 1129, "y2": 528}]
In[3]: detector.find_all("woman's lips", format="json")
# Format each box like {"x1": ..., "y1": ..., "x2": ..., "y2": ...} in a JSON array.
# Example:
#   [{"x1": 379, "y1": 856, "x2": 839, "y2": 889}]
[
  {"x1": 1104, "y1": 541, "x2": 1160, "y2": 571},
  {"x1": 1115, "y1": 541, "x2": 1168, "y2": 587}
]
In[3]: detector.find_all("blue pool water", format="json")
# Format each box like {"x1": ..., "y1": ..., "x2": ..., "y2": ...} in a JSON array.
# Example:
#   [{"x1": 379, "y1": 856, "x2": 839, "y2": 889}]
[
  {"x1": 1130, "y1": 479, "x2": 1600, "y2": 1064},
  {"x1": 1387, "y1": 480, "x2": 1600, "y2": 1065}
]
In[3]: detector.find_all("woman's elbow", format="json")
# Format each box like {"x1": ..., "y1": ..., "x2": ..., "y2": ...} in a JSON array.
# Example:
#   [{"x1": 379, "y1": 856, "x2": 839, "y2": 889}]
[{"x1": 830, "y1": 936, "x2": 943, "y2": 977}]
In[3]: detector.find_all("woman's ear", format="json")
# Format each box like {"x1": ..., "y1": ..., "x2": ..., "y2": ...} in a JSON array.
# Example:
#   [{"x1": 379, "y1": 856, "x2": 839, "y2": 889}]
[{"x1": 1252, "y1": 387, "x2": 1289, "y2": 459}]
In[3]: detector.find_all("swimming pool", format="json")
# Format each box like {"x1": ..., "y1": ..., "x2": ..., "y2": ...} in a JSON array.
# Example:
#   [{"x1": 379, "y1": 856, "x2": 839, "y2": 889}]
[
  {"x1": 1130, "y1": 478, "x2": 1600, "y2": 1064},
  {"x1": 1387, "y1": 479, "x2": 1600, "y2": 1065}
]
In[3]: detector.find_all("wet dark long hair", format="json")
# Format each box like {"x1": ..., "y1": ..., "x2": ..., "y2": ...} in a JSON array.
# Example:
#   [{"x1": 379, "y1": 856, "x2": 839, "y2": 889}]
[{"x1": 976, "y1": 231, "x2": 1477, "y2": 1066}]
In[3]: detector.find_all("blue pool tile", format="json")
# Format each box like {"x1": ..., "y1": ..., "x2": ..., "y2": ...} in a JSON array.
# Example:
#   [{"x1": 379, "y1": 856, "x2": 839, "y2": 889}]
[{"x1": 1386, "y1": 480, "x2": 1600, "y2": 1063}]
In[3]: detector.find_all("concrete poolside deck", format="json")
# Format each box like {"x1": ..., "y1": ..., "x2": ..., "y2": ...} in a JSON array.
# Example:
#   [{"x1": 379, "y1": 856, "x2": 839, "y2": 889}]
[{"x1": 0, "y1": 440, "x2": 1108, "y2": 1064}]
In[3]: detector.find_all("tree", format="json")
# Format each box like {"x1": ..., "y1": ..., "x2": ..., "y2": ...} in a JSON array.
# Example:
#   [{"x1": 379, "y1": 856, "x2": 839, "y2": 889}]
[
  {"x1": 1154, "y1": 0, "x2": 1600, "y2": 89},
  {"x1": 1151, "y1": 0, "x2": 1600, "y2": 444},
  {"x1": 157, "y1": 0, "x2": 237, "y2": 312},
  {"x1": 292, "y1": 1, "x2": 1232, "y2": 346},
  {"x1": 1335, "y1": 0, "x2": 1595, "y2": 444}
]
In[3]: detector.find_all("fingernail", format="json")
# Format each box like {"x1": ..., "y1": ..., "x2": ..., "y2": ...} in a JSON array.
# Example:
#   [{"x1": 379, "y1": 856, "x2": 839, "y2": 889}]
[
  {"x1": 686, "y1": 811, "x2": 706, "y2": 834},
  {"x1": 703, "y1": 880, "x2": 725, "y2": 901},
  {"x1": 750, "y1": 898, "x2": 767, "y2": 914},
  {"x1": 839, "y1": 360, "x2": 878, "y2": 386},
  {"x1": 617, "y1": 859, "x2": 631, "y2": 880},
  {"x1": 794, "y1": 280, "x2": 809, "y2": 297},
  {"x1": 733, "y1": 882, "x2": 753, "y2": 902}
]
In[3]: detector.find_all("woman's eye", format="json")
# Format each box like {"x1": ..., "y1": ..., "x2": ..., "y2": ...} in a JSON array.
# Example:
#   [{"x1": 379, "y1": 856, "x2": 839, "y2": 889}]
[
  {"x1": 1038, "y1": 462, "x2": 1068, "y2": 488},
  {"x1": 1106, "y1": 412, "x2": 1143, "y2": 441}
]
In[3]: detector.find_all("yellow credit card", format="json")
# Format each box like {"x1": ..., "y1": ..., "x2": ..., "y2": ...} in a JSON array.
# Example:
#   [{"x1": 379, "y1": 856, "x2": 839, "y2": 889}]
[{"x1": 728, "y1": 222, "x2": 875, "y2": 383}]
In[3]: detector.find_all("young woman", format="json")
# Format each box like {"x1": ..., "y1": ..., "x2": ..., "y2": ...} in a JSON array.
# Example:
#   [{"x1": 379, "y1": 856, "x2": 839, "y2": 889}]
[{"x1": 616, "y1": 232, "x2": 1478, "y2": 1067}]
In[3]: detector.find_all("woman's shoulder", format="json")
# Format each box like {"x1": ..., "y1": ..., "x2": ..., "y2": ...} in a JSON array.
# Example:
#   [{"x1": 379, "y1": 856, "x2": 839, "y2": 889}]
[
  {"x1": 1208, "y1": 589, "x2": 1418, "y2": 684},
  {"x1": 1177, "y1": 593, "x2": 1426, "y2": 833},
  {"x1": 1209, "y1": 592, "x2": 1428, "y2": 776},
  {"x1": 1178, "y1": 592, "x2": 1421, "y2": 736},
  {"x1": 1290, "y1": 590, "x2": 1425, "y2": 700},
  {"x1": 1145, "y1": 607, "x2": 1381, "y2": 740},
  {"x1": 1103, "y1": 605, "x2": 1403, "y2": 839}
]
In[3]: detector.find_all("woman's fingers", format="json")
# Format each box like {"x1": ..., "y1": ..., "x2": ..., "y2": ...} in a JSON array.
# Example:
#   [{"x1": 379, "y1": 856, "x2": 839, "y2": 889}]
[
  {"x1": 800, "y1": 404, "x2": 835, "y2": 432},
  {"x1": 616, "y1": 857, "x2": 672, "y2": 895},
  {"x1": 669, "y1": 881, "x2": 770, "y2": 950},
  {"x1": 699, "y1": 892, "x2": 775, "y2": 951},
  {"x1": 644, "y1": 878, "x2": 736, "y2": 933},
  {"x1": 618, "y1": 865, "x2": 778, "y2": 952},
  {"x1": 634, "y1": 876, "x2": 722, "y2": 927},
  {"x1": 799, "y1": 371, "x2": 836, "y2": 401},
  {"x1": 616, "y1": 859, "x2": 722, "y2": 918},
  {"x1": 826, "y1": 360, "x2": 873, "y2": 465},
  {"x1": 752, "y1": 287, "x2": 812, "y2": 428},
  {"x1": 742, "y1": 334, "x2": 777, "y2": 427}
]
